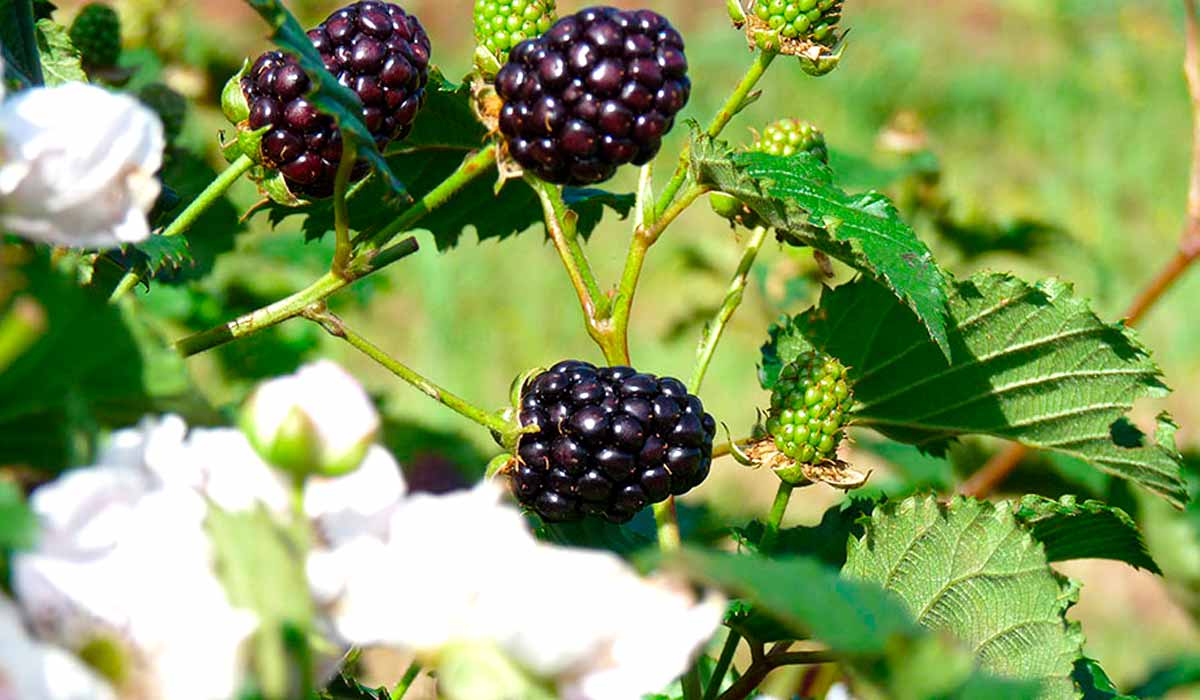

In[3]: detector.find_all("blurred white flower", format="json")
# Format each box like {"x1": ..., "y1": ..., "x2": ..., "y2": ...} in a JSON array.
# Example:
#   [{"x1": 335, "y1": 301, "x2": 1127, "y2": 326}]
[
  {"x1": 0, "y1": 82, "x2": 162, "y2": 248},
  {"x1": 0, "y1": 594, "x2": 114, "y2": 700},
  {"x1": 314, "y1": 482, "x2": 724, "y2": 700},
  {"x1": 243, "y1": 361, "x2": 381, "y2": 478},
  {"x1": 12, "y1": 417, "x2": 259, "y2": 700}
]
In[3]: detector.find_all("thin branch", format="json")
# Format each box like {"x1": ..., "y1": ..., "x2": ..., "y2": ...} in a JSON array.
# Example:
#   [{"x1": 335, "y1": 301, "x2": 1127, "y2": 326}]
[
  {"x1": 716, "y1": 645, "x2": 834, "y2": 700},
  {"x1": 961, "y1": 0, "x2": 1200, "y2": 498},
  {"x1": 331, "y1": 139, "x2": 359, "y2": 276}
]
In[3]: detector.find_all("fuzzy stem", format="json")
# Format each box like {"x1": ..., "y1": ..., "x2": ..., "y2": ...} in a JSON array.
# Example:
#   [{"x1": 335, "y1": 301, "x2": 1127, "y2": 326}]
[
  {"x1": 759, "y1": 482, "x2": 795, "y2": 555},
  {"x1": 702, "y1": 630, "x2": 742, "y2": 700},
  {"x1": 689, "y1": 225, "x2": 769, "y2": 393},
  {"x1": 356, "y1": 145, "x2": 498, "y2": 253},
  {"x1": 654, "y1": 51, "x2": 776, "y2": 219},
  {"x1": 305, "y1": 308, "x2": 512, "y2": 436},
  {"x1": 174, "y1": 237, "x2": 419, "y2": 357},
  {"x1": 391, "y1": 661, "x2": 422, "y2": 699},
  {"x1": 110, "y1": 154, "x2": 255, "y2": 302},
  {"x1": 331, "y1": 140, "x2": 359, "y2": 276}
]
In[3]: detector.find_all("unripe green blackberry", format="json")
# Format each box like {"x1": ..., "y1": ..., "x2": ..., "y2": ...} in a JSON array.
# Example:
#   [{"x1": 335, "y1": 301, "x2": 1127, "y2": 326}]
[
  {"x1": 137, "y1": 83, "x2": 187, "y2": 144},
  {"x1": 70, "y1": 3, "x2": 122, "y2": 68},
  {"x1": 752, "y1": 0, "x2": 842, "y2": 45},
  {"x1": 474, "y1": 0, "x2": 557, "y2": 64},
  {"x1": 765, "y1": 351, "x2": 851, "y2": 465},
  {"x1": 752, "y1": 118, "x2": 828, "y2": 163}
]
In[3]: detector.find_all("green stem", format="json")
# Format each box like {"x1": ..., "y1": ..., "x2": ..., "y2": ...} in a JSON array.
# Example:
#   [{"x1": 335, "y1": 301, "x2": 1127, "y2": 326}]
[
  {"x1": 702, "y1": 630, "x2": 742, "y2": 700},
  {"x1": 391, "y1": 661, "x2": 422, "y2": 699},
  {"x1": 682, "y1": 665, "x2": 704, "y2": 700},
  {"x1": 654, "y1": 51, "x2": 777, "y2": 219},
  {"x1": 110, "y1": 154, "x2": 255, "y2": 302},
  {"x1": 332, "y1": 139, "x2": 358, "y2": 275},
  {"x1": 356, "y1": 145, "x2": 498, "y2": 253},
  {"x1": 527, "y1": 176, "x2": 622, "y2": 363},
  {"x1": 759, "y1": 482, "x2": 795, "y2": 555},
  {"x1": 653, "y1": 499, "x2": 682, "y2": 551},
  {"x1": 305, "y1": 308, "x2": 512, "y2": 436},
  {"x1": 174, "y1": 237, "x2": 419, "y2": 357},
  {"x1": 689, "y1": 225, "x2": 769, "y2": 393}
]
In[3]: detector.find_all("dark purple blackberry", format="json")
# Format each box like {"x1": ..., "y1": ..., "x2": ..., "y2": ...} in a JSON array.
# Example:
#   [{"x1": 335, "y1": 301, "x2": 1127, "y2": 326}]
[
  {"x1": 511, "y1": 360, "x2": 716, "y2": 523},
  {"x1": 240, "y1": 1, "x2": 431, "y2": 198},
  {"x1": 493, "y1": 6, "x2": 691, "y2": 185}
]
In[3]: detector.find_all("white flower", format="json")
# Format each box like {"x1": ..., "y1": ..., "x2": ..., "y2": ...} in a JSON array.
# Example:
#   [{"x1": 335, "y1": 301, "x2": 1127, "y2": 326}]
[
  {"x1": 12, "y1": 418, "x2": 259, "y2": 700},
  {"x1": 0, "y1": 82, "x2": 162, "y2": 248},
  {"x1": 243, "y1": 361, "x2": 381, "y2": 477},
  {"x1": 315, "y1": 483, "x2": 724, "y2": 700},
  {"x1": 0, "y1": 594, "x2": 115, "y2": 700}
]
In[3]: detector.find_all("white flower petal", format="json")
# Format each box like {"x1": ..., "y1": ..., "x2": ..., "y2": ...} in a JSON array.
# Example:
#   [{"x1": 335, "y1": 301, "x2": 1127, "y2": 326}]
[{"x1": 0, "y1": 595, "x2": 114, "y2": 700}]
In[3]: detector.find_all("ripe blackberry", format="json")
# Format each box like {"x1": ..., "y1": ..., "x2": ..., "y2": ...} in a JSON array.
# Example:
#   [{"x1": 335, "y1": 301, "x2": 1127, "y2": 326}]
[
  {"x1": 494, "y1": 6, "x2": 691, "y2": 186},
  {"x1": 69, "y1": 3, "x2": 122, "y2": 68},
  {"x1": 765, "y1": 351, "x2": 851, "y2": 465},
  {"x1": 474, "y1": 0, "x2": 557, "y2": 65},
  {"x1": 511, "y1": 360, "x2": 716, "y2": 523},
  {"x1": 239, "y1": 2, "x2": 431, "y2": 198},
  {"x1": 751, "y1": 0, "x2": 843, "y2": 45},
  {"x1": 752, "y1": 118, "x2": 828, "y2": 163}
]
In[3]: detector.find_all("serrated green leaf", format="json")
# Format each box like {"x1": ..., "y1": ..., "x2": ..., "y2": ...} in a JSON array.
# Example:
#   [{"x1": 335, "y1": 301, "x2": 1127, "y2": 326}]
[
  {"x1": 843, "y1": 495, "x2": 1084, "y2": 699},
  {"x1": 730, "y1": 497, "x2": 876, "y2": 568},
  {"x1": 691, "y1": 132, "x2": 951, "y2": 356},
  {"x1": 1014, "y1": 495, "x2": 1160, "y2": 573},
  {"x1": 0, "y1": 481, "x2": 36, "y2": 551},
  {"x1": 34, "y1": 18, "x2": 83, "y2": 85},
  {"x1": 670, "y1": 548, "x2": 1042, "y2": 700},
  {"x1": 127, "y1": 234, "x2": 192, "y2": 277},
  {"x1": 0, "y1": 0, "x2": 44, "y2": 86},
  {"x1": 765, "y1": 272, "x2": 1188, "y2": 507},
  {"x1": 1073, "y1": 658, "x2": 1134, "y2": 700},
  {"x1": 241, "y1": 0, "x2": 405, "y2": 198}
]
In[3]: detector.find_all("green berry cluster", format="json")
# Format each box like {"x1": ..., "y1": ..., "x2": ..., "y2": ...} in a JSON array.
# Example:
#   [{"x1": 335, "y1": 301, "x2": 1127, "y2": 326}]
[
  {"x1": 752, "y1": 0, "x2": 842, "y2": 45},
  {"x1": 765, "y1": 352, "x2": 851, "y2": 465},
  {"x1": 752, "y1": 118, "x2": 829, "y2": 163},
  {"x1": 69, "y1": 3, "x2": 122, "y2": 68},
  {"x1": 474, "y1": 0, "x2": 557, "y2": 63}
]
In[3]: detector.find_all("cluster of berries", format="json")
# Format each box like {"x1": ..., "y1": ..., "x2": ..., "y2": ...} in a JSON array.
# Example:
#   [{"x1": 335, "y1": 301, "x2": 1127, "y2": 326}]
[
  {"x1": 750, "y1": 0, "x2": 843, "y2": 45},
  {"x1": 474, "y1": 0, "x2": 558, "y2": 64},
  {"x1": 510, "y1": 361, "x2": 716, "y2": 523},
  {"x1": 752, "y1": 117, "x2": 829, "y2": 163},
  {"x1": 764, "y1": 352, "x2": 851, "y2": 465},
  {"x1": 237, "y1": 1, "x2": 431, "y2": 197}
]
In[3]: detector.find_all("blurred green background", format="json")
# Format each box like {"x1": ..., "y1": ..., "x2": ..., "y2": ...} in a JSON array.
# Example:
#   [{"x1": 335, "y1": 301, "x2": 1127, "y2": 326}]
[{"x1": 49, "y1": 0, "x2": 1200, "y2": 691}]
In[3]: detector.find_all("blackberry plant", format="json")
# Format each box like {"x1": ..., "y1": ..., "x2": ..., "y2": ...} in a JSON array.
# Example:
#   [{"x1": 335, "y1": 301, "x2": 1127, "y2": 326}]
[{"x1": 8, "y1": 1, "x2": 1199, "y2": 699}]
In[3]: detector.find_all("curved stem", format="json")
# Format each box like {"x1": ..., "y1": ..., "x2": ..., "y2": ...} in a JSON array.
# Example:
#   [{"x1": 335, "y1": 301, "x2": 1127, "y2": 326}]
[
  {"x1": 690, "y1": 225, "x2": 769, "y2": 393},
  {"x1": 716, "y1": 646, "x2": 833, "y2": 700},
  {"x1": 174, "y1": 237, "x2": 419, "y2": 358},
  {"x1": 356, "y1": 145, "x2": 498, "y2": 253},
  {"x1": 332, "y1": 139, "x2": 359, "y2": 276},
  {"x1": 655, "y1": 51, "x2": 777, "y2": 219},
  {"x1": 110, "y1": 154, "x2": 255, "y2": 302},
  {"x1": 305, "y1": 307, "x2": 512, "y2": 436},
  {"x1": 759, "y1": 482, "x2": 795, "y2": 555},
  {"x1": 702, "y1": 630, "x2": 742, "y2": 700}
]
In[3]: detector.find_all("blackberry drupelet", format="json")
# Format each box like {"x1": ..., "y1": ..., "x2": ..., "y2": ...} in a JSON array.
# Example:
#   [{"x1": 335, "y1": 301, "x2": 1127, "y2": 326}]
[
  {"x1": 494, "y1": 6, "x2": 691, "y2": 185},
  {"x1": 474, "y1": 0, "x2": 557, "y2": 64},
  {"x1": 240, "y1": 1, "x2": 430, "y2": 198},
  {"x1": 752, "y1": 118, "x2": 827, "y2": 163},
  {"x1": 511, "y1": 360, "x2": 716, "y2": 523},
  {"x1": 751, "y1": 0, "x2": 843, "y2": 45},
  {"x1": 765, "y1": 351, "x2": 851, "y2": 465},
  {"x1": 69, "y1": 3, "x2": 122, "y2": 68}
]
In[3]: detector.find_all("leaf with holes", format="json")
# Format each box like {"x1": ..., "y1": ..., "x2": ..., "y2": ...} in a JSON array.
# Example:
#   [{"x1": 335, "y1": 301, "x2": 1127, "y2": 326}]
[
  {"x1": 241, "y1": 0, "x2": 404, "y2": 198},
  {"x1": 1014, "y1": 495, "x2": 1160, "y2": 573},
  {"x1": 843, "y1": 495, "x2": 1083, "y2": 699},
  {"x1": 691, "y1": 131, "x2": 951, "y2": 356},
  {"x1": 763, "y1": 272, "x2": 1188, "y2": 507}
]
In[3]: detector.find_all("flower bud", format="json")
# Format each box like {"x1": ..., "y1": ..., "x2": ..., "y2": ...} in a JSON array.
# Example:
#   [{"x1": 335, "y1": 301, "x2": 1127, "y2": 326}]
[
  {"x1": 242, "y1": 361, "x2": 381, "y2": 479},
  {"x1": 0, "y1": 83, "x2": 163, "y2": 248}
]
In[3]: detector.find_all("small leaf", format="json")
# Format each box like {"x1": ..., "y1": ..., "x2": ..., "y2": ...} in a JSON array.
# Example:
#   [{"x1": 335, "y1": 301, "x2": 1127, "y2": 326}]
[
  {"x1": 730, "y1": 497, "x2": 876, "y2": 568},
  {"x1": 843, "y1": 495, "x2": 1084, "y2": 699},
  {"x1": 1014, "y1": 495, "x2": 1160, "y2": 573},
  {"x1": 691, "y1": 131, "x2": 951, "y2": 356},
  {"x1": 34, "y1": 18, "x2": 84, "y2": 85},
  {"x1": 765, "y1": 272, "x2": 1188, "y2": 507},
  {"x1": 1073, "y1": 658, "x2": 1135, "y2": 700},
  {"x1": 241, "y1": 0, "x2": 405, "y2": 198}
]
